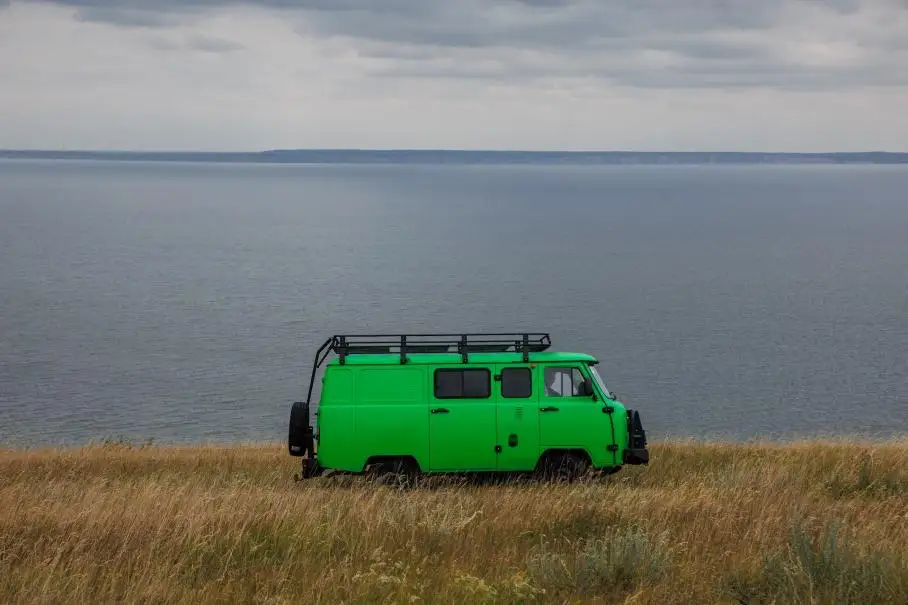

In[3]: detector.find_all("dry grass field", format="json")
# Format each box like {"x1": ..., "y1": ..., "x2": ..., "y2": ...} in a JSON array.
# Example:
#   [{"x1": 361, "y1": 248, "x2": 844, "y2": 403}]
[{"x1": 1, "y1": 439, "x2": 906, "y2": 604}]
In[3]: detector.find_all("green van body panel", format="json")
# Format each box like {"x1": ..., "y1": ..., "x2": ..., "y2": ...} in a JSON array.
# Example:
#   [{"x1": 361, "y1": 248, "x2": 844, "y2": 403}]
[
  {"x1": 314, "y1": 351, "x2": 632, "y2": 474},
  {"x1": 313, "y1": 367, "x2": 358, "y2": 471},
  {"x1": 494, "y1": 363, "x2": 541, "y2": 472}
]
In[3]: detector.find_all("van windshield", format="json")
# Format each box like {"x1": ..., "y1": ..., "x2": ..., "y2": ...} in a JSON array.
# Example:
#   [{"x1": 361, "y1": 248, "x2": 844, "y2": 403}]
[{"x1": 588, "y1": 365, "x2": 613, "y2": 399}]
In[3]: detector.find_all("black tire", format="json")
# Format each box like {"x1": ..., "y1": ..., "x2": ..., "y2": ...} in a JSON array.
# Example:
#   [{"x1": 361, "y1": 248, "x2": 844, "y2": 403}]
[
  {"x1": 369, "y1": 458, "x2": 420, "y2": 488},
  {"x1": 538, "y1": 452, "x2": 590, "y2": 482},
  {"x1": 288, "y1": 401, "x2": 310, "y2": 457}
]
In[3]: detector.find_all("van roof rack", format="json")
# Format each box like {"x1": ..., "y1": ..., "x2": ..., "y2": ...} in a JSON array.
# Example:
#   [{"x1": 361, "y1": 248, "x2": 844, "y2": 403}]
[{"x1": 303, "y1": 333, "x2": 551, "y2": 404}]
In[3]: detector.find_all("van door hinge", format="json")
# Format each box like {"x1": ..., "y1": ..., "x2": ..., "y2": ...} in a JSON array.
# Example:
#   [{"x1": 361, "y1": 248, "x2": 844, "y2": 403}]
[
  {"x1": 494, "y1": 445, "x2": 502, "y2": 453},
  {"x1": 602, "y1": 406, "x2": 614, "y2": 414},
  {"x1": 607, "y1": 444, "x2": 619, "y2": 452}
]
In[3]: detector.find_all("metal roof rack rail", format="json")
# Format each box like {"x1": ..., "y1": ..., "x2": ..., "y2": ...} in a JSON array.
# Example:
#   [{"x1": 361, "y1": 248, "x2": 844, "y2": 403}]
[{"x1": 303, "y1": 332, "x2": 551, "y2": 404}]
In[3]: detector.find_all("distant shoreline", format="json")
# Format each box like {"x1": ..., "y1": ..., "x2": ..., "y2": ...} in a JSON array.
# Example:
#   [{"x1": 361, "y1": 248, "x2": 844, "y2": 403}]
[{"x1": 3, "y1": 149, "x2": 908, "y2": 165}]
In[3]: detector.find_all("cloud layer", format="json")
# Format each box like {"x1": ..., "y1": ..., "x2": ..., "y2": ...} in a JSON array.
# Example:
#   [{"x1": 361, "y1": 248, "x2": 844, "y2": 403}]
[
  {"x1": 2, "y1": 0, "x2": 908, "y2": 149},
  {"x1": 19, "y1": 0, "x2": 908, "y2": 90}
]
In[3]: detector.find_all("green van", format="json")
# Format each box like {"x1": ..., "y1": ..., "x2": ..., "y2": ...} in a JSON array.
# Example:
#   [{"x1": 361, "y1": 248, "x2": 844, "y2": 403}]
[{"x1": 288, "y1": 333, "x2": 648, "y2": 480}]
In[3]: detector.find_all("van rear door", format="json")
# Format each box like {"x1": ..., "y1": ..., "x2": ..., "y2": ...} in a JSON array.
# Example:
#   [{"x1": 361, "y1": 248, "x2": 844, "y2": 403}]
[{"x1": 494, "y1": 364, "x2": 541, "y2": 472}]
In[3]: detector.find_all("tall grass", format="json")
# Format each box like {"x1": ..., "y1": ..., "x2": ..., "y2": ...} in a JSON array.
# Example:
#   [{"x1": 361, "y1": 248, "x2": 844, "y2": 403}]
[{"x1": 1, "y1": 439, "x2": 906, "y2": 604}]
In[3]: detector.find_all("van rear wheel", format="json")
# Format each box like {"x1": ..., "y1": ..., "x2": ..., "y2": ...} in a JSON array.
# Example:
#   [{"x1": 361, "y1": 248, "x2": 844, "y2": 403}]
[{"x1": 367, "y1": 458, "x2": 420, "y2": 488}]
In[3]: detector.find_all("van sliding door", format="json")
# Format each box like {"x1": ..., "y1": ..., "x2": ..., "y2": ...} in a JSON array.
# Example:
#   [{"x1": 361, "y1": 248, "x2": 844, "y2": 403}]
[{"x1": 428, "y1": 366, "x2": 497, "y2": 471}]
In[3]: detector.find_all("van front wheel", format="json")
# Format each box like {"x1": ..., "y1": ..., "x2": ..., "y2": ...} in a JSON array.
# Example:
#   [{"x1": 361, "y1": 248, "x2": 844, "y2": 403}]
[{"x1": 537, "y1": 452, "x2": 590, "y2": 482}]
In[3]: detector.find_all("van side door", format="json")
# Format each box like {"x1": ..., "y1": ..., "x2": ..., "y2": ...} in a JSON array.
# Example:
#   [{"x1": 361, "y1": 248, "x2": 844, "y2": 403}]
[
  {"x1": 428, "y1": 365, "x2": 498, "y2": 471},
  {"x1": 494, "y1": 364, "x2": 540, "y2": 472},
  {"x1": 537, "y1": 364, "x2": 616, "y2": 468}
]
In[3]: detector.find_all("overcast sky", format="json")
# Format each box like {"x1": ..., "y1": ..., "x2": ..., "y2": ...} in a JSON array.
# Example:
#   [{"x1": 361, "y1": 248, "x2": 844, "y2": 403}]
[{"x1": 2, "y1": 0, "x2": 908, "y2": 151}]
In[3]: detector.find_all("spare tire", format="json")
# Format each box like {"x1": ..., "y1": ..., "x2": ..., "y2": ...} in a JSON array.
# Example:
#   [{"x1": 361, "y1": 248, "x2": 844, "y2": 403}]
[{"x1": 288, "y1": 401, "x2": 311, "y2": 457}]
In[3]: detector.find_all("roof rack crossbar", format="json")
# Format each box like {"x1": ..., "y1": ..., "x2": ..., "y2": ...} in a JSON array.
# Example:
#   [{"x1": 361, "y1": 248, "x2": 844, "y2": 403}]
[{"x1": 325, "y1": 333, "x2": 550, "y2": 360}]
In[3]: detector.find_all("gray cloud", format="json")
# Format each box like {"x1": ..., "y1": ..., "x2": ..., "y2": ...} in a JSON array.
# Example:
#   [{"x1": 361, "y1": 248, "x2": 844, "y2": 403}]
[
  {"x1": 74, "y1": 6, "x2": 181, "y2": 27},
  {"x1": 290, "y1": 1, "x2": 788, "y2": 51},
  {"x1": 185, "y1": 34, "x2": 244, "y2": 53},
  {"x1": 147, "y1": 34, "x2": 245, "y2": 53},
  {"x1": 15, "y1": 0, "x2": 831, "y2": 38},
  {"x1": 11, "y1": 0, "x2": 908, "y2": 90}
]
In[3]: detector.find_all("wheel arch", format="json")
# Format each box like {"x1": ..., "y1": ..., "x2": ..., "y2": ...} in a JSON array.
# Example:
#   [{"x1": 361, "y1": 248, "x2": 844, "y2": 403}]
[
  {"x1": 363, "y1": 454, "x2": 423, "y2": 473},
  {"x1": 534, "y1": 448, "x2": 593, "y2": 470}
]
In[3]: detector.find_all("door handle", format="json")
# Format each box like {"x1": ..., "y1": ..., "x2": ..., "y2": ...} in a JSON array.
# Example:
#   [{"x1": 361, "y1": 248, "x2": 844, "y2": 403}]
[
  {"x1": 539, "y1": 406, "x2": 560, "y2": 412},
  {"x1": 430, "y1": 408, "x2": 450, "y2": 414}
]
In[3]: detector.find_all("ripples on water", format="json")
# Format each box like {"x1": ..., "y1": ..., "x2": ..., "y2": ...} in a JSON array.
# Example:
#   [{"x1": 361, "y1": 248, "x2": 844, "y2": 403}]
[{"x1": 1, "y1": 160, "x2": 906, "y2": 446}]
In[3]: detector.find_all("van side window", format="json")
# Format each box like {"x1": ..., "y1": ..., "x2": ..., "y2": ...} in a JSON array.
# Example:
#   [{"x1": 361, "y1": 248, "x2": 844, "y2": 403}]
[
  {"x1": 434, "y1": 369, "x2": 491, "y2": 399},
  {"x1": 501, "y1": 367, "x2": 532, "y2": 398},
  {"x1": 543, "y1": 367, "x2": 586, "y2": 397}
]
